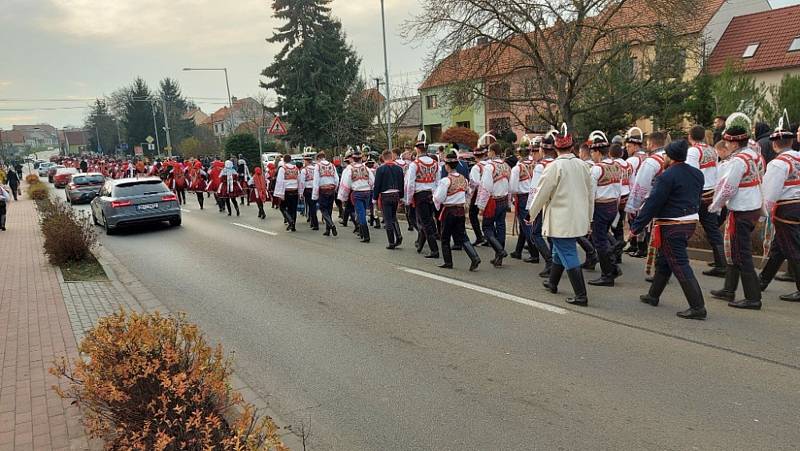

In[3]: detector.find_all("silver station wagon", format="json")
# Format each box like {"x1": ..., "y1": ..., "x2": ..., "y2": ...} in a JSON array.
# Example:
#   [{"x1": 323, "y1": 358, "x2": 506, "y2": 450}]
[{"x1": 90, "y1": 177, "x2": 181, "y2": 235}]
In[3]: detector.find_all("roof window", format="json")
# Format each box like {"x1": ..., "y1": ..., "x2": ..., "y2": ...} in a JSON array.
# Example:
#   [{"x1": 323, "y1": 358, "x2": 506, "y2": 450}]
[
  {"x1": 742, "y1": 43, "x2": 759, "y2": 58},
  {"x1": 789, "y1": 37, "x2": 800, "y2": 52}
]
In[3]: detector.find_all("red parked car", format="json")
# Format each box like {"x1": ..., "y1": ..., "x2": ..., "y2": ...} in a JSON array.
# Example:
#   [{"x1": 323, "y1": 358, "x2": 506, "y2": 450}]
[{"x1": 53, "y1": 167, "x2": 79, "y2": 188}]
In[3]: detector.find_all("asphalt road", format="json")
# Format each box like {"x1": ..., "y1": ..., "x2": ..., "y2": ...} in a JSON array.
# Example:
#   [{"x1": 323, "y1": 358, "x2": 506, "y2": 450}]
[{"x1": 55, "y1": 181, "x2": 800, "y2": 450}]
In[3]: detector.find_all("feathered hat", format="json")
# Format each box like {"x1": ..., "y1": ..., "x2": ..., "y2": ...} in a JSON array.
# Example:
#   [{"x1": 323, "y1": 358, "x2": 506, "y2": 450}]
[
  {"x1": 624, "y1": 127, "x2": 644, "y2": 145},
  {"x1": 415, "y1": 130, "x2": 427, "y2": 149},
  {"x1": 444, "y1": 151, "x2": 459, "y2": 164},
  {"x1": 588, "y1": 130, "x2": 609, "y2": 150},
  {"x1": 723, "y1": 112, "x2": 752, "y2": 143},
  {"x1": 554, "y1": 123, "x2": 573, "y2": 150},
  {"x1": 541, "y1": 128, "x2": 557, "y2": 151},
  {"x1": 519, "y1": 134, "x2": 531, "y2": 149},
  {"x1": 352, "y1": 145, "x2": 363, "y2": 158},
  {"x1": 477, "y1": 132, "x2": 496, "y2": 148},
  {"x1": 531, "y1": 135, "x2": 542, "y2": 150},
  {"x1": 770, "y1": 109, "x2": 794, "y2": 141}
]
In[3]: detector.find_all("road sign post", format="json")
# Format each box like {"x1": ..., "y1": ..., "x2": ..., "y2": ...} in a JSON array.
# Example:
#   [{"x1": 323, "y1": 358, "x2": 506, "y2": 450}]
[{"x1": 267, "y1": 116, "x2": 288, "y2": 136}]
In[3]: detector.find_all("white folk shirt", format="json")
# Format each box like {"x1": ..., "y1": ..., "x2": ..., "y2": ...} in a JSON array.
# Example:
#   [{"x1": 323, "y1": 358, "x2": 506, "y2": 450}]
[
  {"x1": 762, "y1": 149, "x2": 800, "y2": 212},
  {"x1": 686, "y1": 143, "x2": 718, "y2": 190},
  {"x1": 477, "y1": 158, "x2": 511, "y2": 209},
  {"x1": 509, "y1": 158, "x2": 536, "y2": 195},
  {"x1": 625, "y1": 150, "x2": 666, "y2": 213},
  {"x1": 404, "y1": 155, "x2": 440, "y2": 204},
  {"x1": 591, "y1": 158, "x2": 622, "y2": 202},
  {"x1": 614, "y1": 158, "x2": 632, "y2": 196},
  {"x1": 433, "y1": 173, "x2": 469, "y2": 210},
  {"x1": 311, "y1": 159, "x2": 340, "y2": 201},
  {"x1": 337, "y1": 162, "x2": 374, "y2": 202},
  {"x1": 468, "y1": 160, "x2": 486, "y2": 205},
  {"x1": 274, "y1": 163, "x2": 300, "y2": 199},
  {"x1": 526, "y1": 157, "x2": 555, "y2": 210},
  {"x1": 709, "y1": 149, "x2": 764, "y2": 213},
  {"x1": 299, "y1": 164, "x2": 316, "y2": 191},
  {"x1": 626, "y1": 151, "x2": 648, "y2": 179}
]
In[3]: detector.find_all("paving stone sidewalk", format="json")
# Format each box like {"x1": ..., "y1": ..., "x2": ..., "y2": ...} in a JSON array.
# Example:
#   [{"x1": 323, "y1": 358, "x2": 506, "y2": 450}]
[{"x1": 0, "y1": 197, "x2": 89, "y2": 451}]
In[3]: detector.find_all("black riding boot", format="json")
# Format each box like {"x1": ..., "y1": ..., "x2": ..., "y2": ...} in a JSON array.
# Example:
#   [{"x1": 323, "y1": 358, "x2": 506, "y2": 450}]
[
  {"x1": 486, "y1": 235, "x2": 507, "y2": 267},
  {"x1": 711, "y1": 266, "x2": 739, "y2": 301},
  {"x1": 360, "y1": 224, "x2": 370, "y2": 243},
  {"x1": 759, "y1": 254, "x2": 784, "y2": 291},
  {"x1": 780, "y1": 260, "x2": 800, "y2": 302},
  {"x1": 543, "y1": 262, "x2": 564, "y2": 294},
  {"x1": 702, "y1": 245, "x2": 727, "y2": 277},
  {"x1": 462, "y1": 241, "x2": 481, "y2": 271},
  {"x1": 640, "y1": 271, "x2": 670, "y2": 306},
  {"x1": 439, "y1": 243, "x2": 453, "y2": 269},
  {"x1": 425, "y1": 233, "x2": 439, "y2": 258},
  {"x1": 385, "y1": 224, "x2": 397, "y2": 249},
  {"x1": 677, "y1": 278, "x2": 708, "y2": 319},
  {"x1": 393, "y1": 223, "x2": 403, "y2": 247},
  {"x1": 536, "y1": 241, "x2": 553, "y2": 278},
  {"x1": 579, "y1": 237, "x2": 598, "y2": 270},
  {"x1": 588, "y1": 252, "x2": 616, "y2": 287},
  {"x1": 729, "y1": 270, "x2": 762, "y2": 310},
  {"x1": 566, "y1": 268, "x2": 588, "y2": 306}
]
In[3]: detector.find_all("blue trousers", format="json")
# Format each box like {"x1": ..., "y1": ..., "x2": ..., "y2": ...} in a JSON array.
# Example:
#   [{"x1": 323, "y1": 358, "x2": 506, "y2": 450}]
[
  {"x1": 550, "y1": 237, "x2": 580, "y2": 270},
  {"x1": 591, "y1": 201, "x2": 618, "y2": 254},
  {"x1": 482, "y1": 198, "x2": 508, "y2": 248},
  {"x1": 699, "y1": 200, "x2": 723, "y2": 247},
  {"x1": 353, "y1": 191, "x2": 371, "y2": 226},
  {"x1": 655, "y1": 223, "x2": 697, "y2": 282}
]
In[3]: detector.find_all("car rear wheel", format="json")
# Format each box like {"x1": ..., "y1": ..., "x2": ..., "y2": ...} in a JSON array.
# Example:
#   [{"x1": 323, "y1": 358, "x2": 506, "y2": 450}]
[
  {"x1": 103, "y1": 215, "x2": 115, "y2": 235},
  {"x1": 91, "y1": 211, "x2": 100, "y2": 226},
  {"x1": 169, "y1": 217, "x2": 182, "y2": 227}
]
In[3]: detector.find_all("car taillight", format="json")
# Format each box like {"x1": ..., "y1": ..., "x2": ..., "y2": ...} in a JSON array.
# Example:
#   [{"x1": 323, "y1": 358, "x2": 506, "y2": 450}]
[
  {"x1": 111, "y1": 200, "x2": 132, "y2": 208},
  {"x1": 161, "y1": 194, "x2": 177, "y2": 202},
  {"x1": 68, "y1": 183, "x2": 77, "y2": 189}
]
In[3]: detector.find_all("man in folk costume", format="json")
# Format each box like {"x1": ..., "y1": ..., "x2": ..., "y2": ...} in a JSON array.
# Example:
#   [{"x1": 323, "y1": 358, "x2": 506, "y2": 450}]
[
  {"x1": 587, "y1": 131, "x2": 624, "y2": 287},
  {"x1": 275, "y1": 154, "x2": 301, "y2": 231},
  {"x1": 527, "y1": 133, "x2": 557, "y2": 278},
  {"x1": 685, "y1": 125, "x2": 726, "y2": 277},
  {"x1": 405, "y1": 132, "x2": 441, "y2": 257},
  {"x1": 530, "y1": 125, "x2": 593, "y2": 306},
  {"x1": 338, "y1": 147, "x2": 375, "y2": 243},
  {"x1": 709, "y1": 113, "x2": 765, "y2": 310},
  {"x1": 249, "y1": 166, "x2": 269, "y2": 219},
  {"x1": 623, "y1": 127, "x2": 649, "y2": 255},
  {"x1": 468, "y1": 136, "x2": 493, "y2": 247},
  {"x1": 364, "y1": 150, "x2": 382, "y2": 230},
  {"x1": 188, "y1": 160, "x2": 208, "y2": 209},
  {"x1": 312, "y1": 151, "x2": 340, "y2": 237},
  {"x1": 509, "y1": 136, "x2": 538, "y2": 263},
  {"x1": 434, "y1": 151, "x2": 482, "y2": 271},
  {"x1": 477, "y1": 142, "x2": 511, "y2": 267},
  {"x1": 632, "y1": 139, "x2": 707, "y2": 320},
  {"x1": 624, "y1": 131, "x2": 669, "y2": 266},
  {"x1": 611, "y1": 142, "x2": 633, "y2": 264},
  {"x1": 759, "y1": 116, "x2": 800, "y2": 302},
  {"x1": 217, "y1": 160, "x2": 242, "y2": 216},
  {"x1": 339, "y1": 150, "x2": 358, "y2": 231},
  {"x1": 207, "y1": 159, "x2": 226, "y2": 212},
  {"x1": 397, "y1": 150, "x2": 416, "y2": 232},
  {"x1": 373, "y1": 149, "x2": 405, "y2": 249},
  {"x1": 300, "y1": 153, "x2": 319, "y2": 230}
]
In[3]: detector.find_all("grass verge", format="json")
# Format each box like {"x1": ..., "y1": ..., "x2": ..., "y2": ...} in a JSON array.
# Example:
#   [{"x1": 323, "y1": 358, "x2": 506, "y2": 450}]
[{"x1": 60, "y1": 255, "x2": 108, "y2": 282}]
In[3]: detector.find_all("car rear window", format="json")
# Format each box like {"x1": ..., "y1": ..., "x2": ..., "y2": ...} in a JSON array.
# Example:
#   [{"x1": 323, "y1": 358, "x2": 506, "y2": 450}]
[
  {"x1": 112, "y1": 180, "x2": 169, "y2": 197},
  {"x1": 56, "y1": 168, "x2": 78, "y2": 175},
  {"x1": 72, "y1": 175, "x2": 104, "y2": 185}
]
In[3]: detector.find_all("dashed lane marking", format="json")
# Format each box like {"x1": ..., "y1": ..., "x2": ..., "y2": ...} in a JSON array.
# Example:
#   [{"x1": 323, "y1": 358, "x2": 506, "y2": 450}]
[
  {"x1": 399, "y1": 267, "x2": 568, "y2": 315},
  {"x1": 232, "y1": 223, "x2": 278, "y2": 236}
]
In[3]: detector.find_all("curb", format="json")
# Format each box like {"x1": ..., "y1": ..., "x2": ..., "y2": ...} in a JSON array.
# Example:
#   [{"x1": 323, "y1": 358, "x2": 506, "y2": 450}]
[{"x1": 92, "y1": 245, "x2": 306, "y2": 450}]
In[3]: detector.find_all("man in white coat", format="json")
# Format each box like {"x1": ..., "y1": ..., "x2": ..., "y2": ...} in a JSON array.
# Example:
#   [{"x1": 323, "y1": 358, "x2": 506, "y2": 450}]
[{"x1": 529, "y1": 129, "x2": 594, "y2": 306}]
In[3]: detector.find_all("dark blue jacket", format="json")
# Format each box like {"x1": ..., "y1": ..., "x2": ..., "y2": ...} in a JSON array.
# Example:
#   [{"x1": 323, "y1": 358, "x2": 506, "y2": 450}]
[
  {"x1": 372, "y1": 163, "x2": 405, "y2": 201},
  {"x1": 440, "y1": 160, "x2": 470, "y2": 179},
  {"x1": 631, "y1": 162, "x2": 703, "y2": 234}
]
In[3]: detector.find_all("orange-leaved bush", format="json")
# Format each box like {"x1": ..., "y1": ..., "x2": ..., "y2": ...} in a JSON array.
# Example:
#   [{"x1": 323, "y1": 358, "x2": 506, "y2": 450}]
[
  {"x1": 50, "y1": 309, "x2": 288, "y2": 451},
  {"x1": 441, "y1": 126, "x2": 480, "y2": 149},
  {"x1": 25, "y1": 173, "x2": 40, "y2": 184}
]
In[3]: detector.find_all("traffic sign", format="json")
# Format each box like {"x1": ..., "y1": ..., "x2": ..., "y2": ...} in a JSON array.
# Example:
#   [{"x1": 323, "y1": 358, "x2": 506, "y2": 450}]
[
  {"x1": 145, "y1": 136, "x2": 154, "y2": 144},
  {"x1": 134, "y1": 146, "x2": 144, "y2": 156},
  {"x1": 267, "y1": 116, "x2": 288, "y2": 135},
  {"x1": 148, "y1": 144, "x2": 156, "y2": 151}
]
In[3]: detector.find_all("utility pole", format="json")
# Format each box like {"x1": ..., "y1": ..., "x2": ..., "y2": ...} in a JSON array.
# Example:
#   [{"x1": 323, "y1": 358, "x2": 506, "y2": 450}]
[
  {"x1": 161, "y1": 98, "x2": 172, "y2": 156},
  {"x1": 95, "y1": 123, "x2": 102, "y2": 154},
  {"x1": 150, "y1": 100, "x2": 161, "y2": 157},
  {"x1": 380, "y1": 0, "x2": 392, "y2": 149}
]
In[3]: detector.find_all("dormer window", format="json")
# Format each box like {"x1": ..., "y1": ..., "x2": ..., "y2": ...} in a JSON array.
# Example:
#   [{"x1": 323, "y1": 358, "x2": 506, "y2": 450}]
[
  {"x1": 742, "y1": 43, "x2": 759, "y2": 58},
  {"x1": 789, "y1": 37, "x2": 800, "y2": 52}
]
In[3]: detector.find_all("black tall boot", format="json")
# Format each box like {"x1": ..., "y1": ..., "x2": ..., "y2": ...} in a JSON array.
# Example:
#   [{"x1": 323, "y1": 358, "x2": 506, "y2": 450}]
[
  {"x1": 702, "y1": 245, "x2": 727, "y2": 277},
  {"x1": 510, "y1": 232, "x2": 526, "y2": 260},
  {"x1": 393, "y1": 223, "x2": 403, "y2": 247},
  {"x1": 588, "y1": 252, "x2": 616, "y2": 287},
  {"x1": 535, "y1": 241, "x2": 553, "y2": 278},
  {"x1": 631, "y1": 238, "x2": 648, "y2": 258},
  {"x1": 613, "y1": 238, "x2": 625, "y2": 265},
  {"x1": 640, "y1": 271, "x2": 670, "y2": 306},
  {"x1": 565, "y1": 268, "x2": 588, "y2": 306},
  {"x1": 524, "y1": 235, "x2": 540, "y2": 263},
  {"x1": 542, "y1": 262, "x2": 564, "y2": 294},
  {"x1": 579, "y1": 237, "x2": 598, "y2": 270},
  {"x1": 729, "y1": 271, "x2": 762, "y2": 310},
  {"x1": 711, "y1": 266, "x2": 739, "y2": 301},
  {"x1": 775, "y1": 265, "x2": 795, "y2": 282},
  {"x1": 416, "y1": 231, "x2": 426, "y2": 254},
  {"x1": 462, "y1": 241, "x2": 481, "y2": 271},
  {"x1": 486, "y1": 235, "x2": 507, "y2": 267},
  {"x1": 439, "y1": 243, "x2": 453, "y2": 269},
  {"x1": 360, "y1": 224, "x2": 371, "y2": 243},
  {"x1": 676, "y1": 279, "x2": 708, "y2": 319},
  {"x1": 759, "y1": 255, "x2": 784, "y2": 291},
  {"x1": 385, "y1": 223, "x2": 396, "y2": 249},
  {"x1": 779, "y1": 260, "x2": 800, "y2": 302},
  {"x1": 425, "y1": 233, "x2": 439, "y2": 258}
]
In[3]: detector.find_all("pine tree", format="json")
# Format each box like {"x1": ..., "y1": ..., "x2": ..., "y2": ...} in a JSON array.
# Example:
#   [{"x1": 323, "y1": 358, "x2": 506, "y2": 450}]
[
  {"x1": 261, "y1": 0, "x2": 361, "y2": 147},
  {"x1": 85, "y1": 99, "x2": 119, "y2": 155},
  {"x1": 157, "y1": 78, "x2": 195, "y2": 150},
  {"x1": 122, "y1": 78, "x2": 156, "y2": 154}
]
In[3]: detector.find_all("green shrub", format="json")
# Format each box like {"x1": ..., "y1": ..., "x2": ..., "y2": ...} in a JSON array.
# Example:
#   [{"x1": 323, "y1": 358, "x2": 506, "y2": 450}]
[{"x1": 27, "y1": 181, "x2": 50, "y2": 201}]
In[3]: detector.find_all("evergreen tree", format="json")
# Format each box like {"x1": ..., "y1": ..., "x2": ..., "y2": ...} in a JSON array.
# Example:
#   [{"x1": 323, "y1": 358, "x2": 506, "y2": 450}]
[
  {"x1": 261, "y1": 0, "x2": 361, "y2": 147},
  {"x1": 122, "y1": 78, "x2": 156, "y2": 155},
  {"x1": 85, "y1": 99, "x2": 119, "y2": 155},
  {"x1": 224, "y1": 133, "x2": 260, "y2": 167},
  {"x1": 157, "y1": 78, "x2": 195, "y2": 151},
  {"x1": 684, "y1": 71, "x2": 715, "y2": 127}
]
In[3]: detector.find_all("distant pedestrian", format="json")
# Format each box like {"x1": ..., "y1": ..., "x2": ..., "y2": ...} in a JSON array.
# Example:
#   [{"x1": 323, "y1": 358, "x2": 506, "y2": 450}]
[
  {"x1": 0, "y1": 184, "x2": 9, "y2": 230},
  {"x1": 6, "y1": 169, "x2": 20, "y2": 201}
]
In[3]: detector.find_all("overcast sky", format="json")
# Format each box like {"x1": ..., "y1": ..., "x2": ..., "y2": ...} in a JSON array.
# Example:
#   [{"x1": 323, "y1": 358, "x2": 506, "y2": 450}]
[
  {"x1": 0, "y1": 0, "x2": 427, "y2": 130},
  {"x1": 1, "y1": 0, "x2": 797, "y2": 130}
]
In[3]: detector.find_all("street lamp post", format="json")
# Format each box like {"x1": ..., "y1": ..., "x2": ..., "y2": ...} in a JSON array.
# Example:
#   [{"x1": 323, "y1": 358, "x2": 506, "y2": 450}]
[
  {"x1": 183, "y1": 68, "x2": 235, "y2": 138},
  {"x1": 380, "y1": 0, "x2": 392, "y2": 150},
  {"x1": 150, "y1": 100, "x2": 162, "y2": 157},
  {"x1": 63, "y1": 128, "x2": 70, "y2": 156}
]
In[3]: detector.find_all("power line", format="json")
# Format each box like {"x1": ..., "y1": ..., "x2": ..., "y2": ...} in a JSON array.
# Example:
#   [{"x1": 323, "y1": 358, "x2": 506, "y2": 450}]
[{"x1": 0, "y1": 106, "x2": 90, "y2": 112}]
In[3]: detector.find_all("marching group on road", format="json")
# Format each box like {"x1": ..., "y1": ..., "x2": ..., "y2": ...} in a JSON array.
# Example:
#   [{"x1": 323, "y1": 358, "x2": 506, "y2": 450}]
[{"x1": 13, "y1": 109, "x2": 800, "y2": 321}]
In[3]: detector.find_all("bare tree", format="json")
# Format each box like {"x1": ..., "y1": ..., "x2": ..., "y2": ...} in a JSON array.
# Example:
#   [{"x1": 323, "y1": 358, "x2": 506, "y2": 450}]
[{"x1": 405, "y1": 0, "x2": 701, "y2": 129}]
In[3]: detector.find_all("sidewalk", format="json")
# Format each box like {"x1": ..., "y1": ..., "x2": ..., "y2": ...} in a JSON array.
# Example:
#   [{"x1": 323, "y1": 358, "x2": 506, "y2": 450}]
[{"x1": 0, "y1": 197, "x2": 89, "y2": 451}]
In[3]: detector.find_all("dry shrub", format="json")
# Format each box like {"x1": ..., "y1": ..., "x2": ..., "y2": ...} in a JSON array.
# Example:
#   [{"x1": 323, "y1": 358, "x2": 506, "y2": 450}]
[
  {"x1": 51, "y1": 310, "x2": 288, "y2": 451},
  {"x1": 441, "y1": 126, "x2": 480, "y2": 149},
  {"x1": 27, "y1": 181, "x2": 50, "y2": 200},
  {"x1": 25, "y1": 173, "x2": 40, "y2": 184},
  {"x1": 39, "y1": 200, "x2": 97, "y2": 265}
]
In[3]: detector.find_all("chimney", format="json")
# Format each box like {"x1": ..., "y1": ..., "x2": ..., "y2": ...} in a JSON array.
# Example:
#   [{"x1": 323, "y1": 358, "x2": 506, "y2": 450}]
[
  {"x1": 231, "y1": 96, "x2": 238, "y2": 103},
  {"x1": 476, "y1": 37, "x2": 489, "y2": 46}
]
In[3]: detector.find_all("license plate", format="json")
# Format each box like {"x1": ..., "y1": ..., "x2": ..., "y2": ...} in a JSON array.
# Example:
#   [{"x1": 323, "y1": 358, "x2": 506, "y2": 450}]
[{"x1": 137, "y1": 203, "x2": 158, "y2": 210}]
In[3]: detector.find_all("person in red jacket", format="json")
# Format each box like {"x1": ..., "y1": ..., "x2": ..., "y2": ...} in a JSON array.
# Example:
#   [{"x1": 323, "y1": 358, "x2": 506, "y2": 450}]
[{"x1": 249, "y1": 166, "x2": 269, "y2": 219}]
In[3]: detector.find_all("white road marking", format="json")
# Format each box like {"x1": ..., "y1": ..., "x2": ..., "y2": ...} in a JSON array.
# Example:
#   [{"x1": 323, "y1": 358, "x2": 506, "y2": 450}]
[
  {"x1": 232, "y1": 223, "x2": 278, "y2": 236},
  {"x1": 181, "y1": 208, "x2": 191, "y2": 213},
  {"x1": 399, "y1": 267, "x2": 568, "y2": 315}
]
